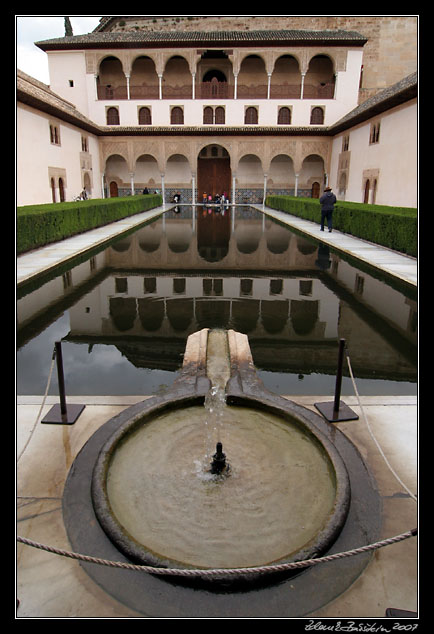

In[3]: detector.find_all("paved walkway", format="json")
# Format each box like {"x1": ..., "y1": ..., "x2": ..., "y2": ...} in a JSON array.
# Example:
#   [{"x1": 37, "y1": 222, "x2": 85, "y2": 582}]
[
  {"x1": 16, "y1": 203, "x2": 172, "y2": 287},
  {"x1": 253, "y1": 204, "x2": 417, "y2": 287},
  {"x1": 17, "y1": 203, "x2": 417, "y2": 289}
]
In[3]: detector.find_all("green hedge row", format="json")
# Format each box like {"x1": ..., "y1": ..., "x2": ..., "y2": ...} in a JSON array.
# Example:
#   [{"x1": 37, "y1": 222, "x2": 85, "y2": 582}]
[
  {"x1": 17, "y1": 194, "x2": 163, "y2": 254},
  {"x1": 265, "y1": 195, "x2": 417, "y2": 256}
]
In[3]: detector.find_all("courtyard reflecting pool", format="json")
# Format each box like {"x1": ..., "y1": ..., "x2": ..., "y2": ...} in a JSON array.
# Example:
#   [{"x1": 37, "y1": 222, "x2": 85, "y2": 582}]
[{"x1": 17, "y1": 206, "x2": 417, "y2": 397}]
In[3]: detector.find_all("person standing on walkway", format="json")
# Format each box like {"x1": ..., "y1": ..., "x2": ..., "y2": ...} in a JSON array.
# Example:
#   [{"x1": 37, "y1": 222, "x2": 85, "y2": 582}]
[{"x1": 320, "y1": 186, "x2": 337, "y2": 233}]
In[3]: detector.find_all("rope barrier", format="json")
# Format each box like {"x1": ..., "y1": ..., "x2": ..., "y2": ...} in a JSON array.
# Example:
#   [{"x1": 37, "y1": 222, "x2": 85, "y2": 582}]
[
  {"x1": 17, "y1": 346, "x2": 56, "y2": 463},
  {"x1": 17, "y1": 529, "x2": 417, "y2": 578},
  {"x1": 16, "y1": 343, "x2": 417, "y2": 580},
  {"x1": 345, "y1": 350, "x2": 417, "y2": 503}
]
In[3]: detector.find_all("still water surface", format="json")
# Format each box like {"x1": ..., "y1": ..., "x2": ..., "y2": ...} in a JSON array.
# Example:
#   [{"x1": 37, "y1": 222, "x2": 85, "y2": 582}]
[{"x1": 17, "y1": 206, "x2": 417, "y2": 396}]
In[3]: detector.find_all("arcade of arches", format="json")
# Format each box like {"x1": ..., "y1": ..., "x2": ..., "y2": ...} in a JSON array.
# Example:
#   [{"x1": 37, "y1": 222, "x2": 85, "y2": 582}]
[
  {"x1": 95, "y1": 51, "x2": 337, "y2": 101},
  {"x1": 102, "y1": 140, "x2": 328, "y2": 202}
]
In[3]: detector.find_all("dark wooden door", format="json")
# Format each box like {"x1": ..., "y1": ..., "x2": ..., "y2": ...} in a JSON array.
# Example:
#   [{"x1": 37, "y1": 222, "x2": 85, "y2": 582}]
[
  {"x1": 110, "y1": 181, "x2": 119, "y2": 197},
  {"x1": 198, "y1": 158, "x2": 231, "y2": 199}
]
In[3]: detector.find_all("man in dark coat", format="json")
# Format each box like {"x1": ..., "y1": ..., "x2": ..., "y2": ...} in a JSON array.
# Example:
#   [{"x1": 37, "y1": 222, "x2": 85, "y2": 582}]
[{"x1": 319, "y1": 186, "x2": 337, "y2": 232}]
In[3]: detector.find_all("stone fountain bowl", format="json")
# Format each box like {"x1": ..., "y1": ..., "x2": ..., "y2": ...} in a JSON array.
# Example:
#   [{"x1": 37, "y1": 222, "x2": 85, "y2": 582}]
[{"x1": 90, "y1": 330, "x2": 351, "y2": 588}]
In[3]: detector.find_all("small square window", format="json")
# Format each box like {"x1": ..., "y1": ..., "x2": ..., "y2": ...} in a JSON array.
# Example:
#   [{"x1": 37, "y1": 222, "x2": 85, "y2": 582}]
[{"x1": 69, "y1": 80, "x2": 74, "y2": 87}]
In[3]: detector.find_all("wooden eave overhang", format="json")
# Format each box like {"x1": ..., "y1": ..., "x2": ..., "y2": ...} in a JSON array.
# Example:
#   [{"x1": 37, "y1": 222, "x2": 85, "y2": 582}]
[
  {"x1": 329, "y1": 72, "x2": 417, "y2": 134},
  {"x1": 35, "y1": 29, "x2": 368, "y2": 52}
]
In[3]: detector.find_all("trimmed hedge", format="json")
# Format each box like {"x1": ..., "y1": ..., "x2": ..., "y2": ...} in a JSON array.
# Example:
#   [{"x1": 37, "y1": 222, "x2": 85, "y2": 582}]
[
  {"x1": 265, "y1": 195, "x2": 417, "y2": 257},
  {"x1": 17, "y1": 194, "x2": 162, "y2": 254}
]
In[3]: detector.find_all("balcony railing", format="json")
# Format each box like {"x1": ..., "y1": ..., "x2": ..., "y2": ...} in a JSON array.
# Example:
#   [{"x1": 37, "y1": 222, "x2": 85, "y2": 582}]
[
  {"x1": 97, "y1": 82, "x2": 334, "y2": 100},
  {"x1": 198, "y1": 82, "x2": 234, "y2": 99},
  {"x1": 303, "y1": 83, "x2": 335, "y2": 99},
  {"x1": 130, "y1": 85, "x2": 159, "y2": 99}
]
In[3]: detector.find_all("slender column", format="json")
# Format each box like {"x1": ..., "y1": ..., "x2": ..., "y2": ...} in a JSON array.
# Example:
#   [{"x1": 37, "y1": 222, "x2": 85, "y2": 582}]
[
  {"x1": 158, "y1": 74, "x2": 163, "y2": 100},
  {"x1": 294, "y1": 173, "x2": 299, "y2": 197},
  {"x1": 232, "y1": 174, "x2": 236, "y2": 204},
  {"x1": 333, "y1": 73, "x2": 338, "y2": 99},
  {"x1": 191, "y1": 173, "x2": 196, "y2": 204},
  {"x1": 161, "y1": 173, "x2": 165, "y2": 202},
  {"x1": 126, "y1": 75, "x2": 130, "y2": 100},
  {"x1": 192, "y1": 72, "x2": 196, "y2": 99},
  {"x1": 94, "y1": 74, "x2": 99, "y2": 100},
  {"x1": 300, "y1": 72, "x2": 306, "y2": 99},
  {"x1": 267, "y1": 74, "x2": 271, "y2": 99},
  {"x1": 130, "y1": 173, "x2": 135, "y2": 196},
  {"x1": 263, "y1": 174, "x2": 267, "y2": 204},
  {"x1": 234, "y1": 74, "x2": 238, "y2": 100},
  {"x1": 101, "y1": 173, "x2": 105, "y2": 198}
]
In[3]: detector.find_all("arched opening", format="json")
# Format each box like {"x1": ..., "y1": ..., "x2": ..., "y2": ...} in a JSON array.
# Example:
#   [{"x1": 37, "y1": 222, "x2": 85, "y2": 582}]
[
  {"x1": 311, "y1": 182, "x2": 320, "y2": 198},
  {"x1": 58, "y1": 177, "x2": 65, "y2": 202},
  {"x1": 237, "y1": 154, "x2": 263, "y2": 203},
  {"x1": 197, "y1": 144, "x2": 231, "y2": 201},
  {"x1": 106, "y1": 154, "x2": 129, "y2": 196},
  {"x1": 372, "y1": 179, "x2": 377, "y2": 204},
  {"x1": 109, "y1": 181, "x2": 119, "y2": 197},
  {"x1": 106, "y1": 107, "x2": 120, "y2": 125},
  {"x1": 364, "y1": 179, "x2": 370, "y2": 203},
  {"x1": 277, "y1": 107, "x2": 292, "y2": 124},
  {"x1": 268, "y1": 154, "x2": 295, "y2": 195},
  {"x1": 83, "y1": 172, "x2": 91, "y2": 197},
  {"x1": 51, "y1": 177, "x2": 56, "y2": 203},
  {"x1": 310, "y1": 107, "x2": 324, "y2": 125},
  {"x1": 271, "y1": 55, "x2": 301, "y2": 98},
  {"x1": 97, "y1": 56, "x2": 127, "y2": 100},
  {"x1": 244, "y1": 106, "x2": 258, "y2": 124},
  {"x1": 135, "y1": 154, "x2": 160, "y2": 191},
  {"x1": 300, "y1": 155, "x2": 324, "y2": 195},
  {"x1": 338, "y1": 172, "x2": 347, "y2": 198},
  {"x1": 198, "y1": 50, "x2": 233, "y2": 98},
  {"x1": 164, "y1": 56, "x2": 192, "y2": 98},
  {"x1": 304, "y1": 55, "x2": 335, "y2": 99},
  {"x1": 203, "y1": 69, "x2": 227, "y2": 82},
  {"x1": 290, "y1": 300, "x2": 319, "y2": 335},
  {"x1": 138, "y1": 107, "x2": 152, "y2": 125},
  {"x1": 170, "y1": 106, "x2": 184, "y2": 124},
  {"x1": 166, "y1": 154, "x2": 191, "y2": 202},
  {"x1": 130, "y1": 55, "x2": 158, "y2": 99},
  {"x1": 238, "y1": 55, "x2": 267, "y2": 98}
]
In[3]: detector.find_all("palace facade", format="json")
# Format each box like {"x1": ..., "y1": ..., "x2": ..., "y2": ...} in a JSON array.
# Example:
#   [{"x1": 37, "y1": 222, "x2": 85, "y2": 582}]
[{"x1": 16, "y1": 16, "x2": 417, "y2": 209}]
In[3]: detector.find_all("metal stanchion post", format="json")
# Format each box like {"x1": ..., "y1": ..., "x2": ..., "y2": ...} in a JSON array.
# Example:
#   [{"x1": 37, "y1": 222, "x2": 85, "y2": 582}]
[
  {"x1": 41, "y1": 341, "x2": 85, "y2": 425},
  {"x1": 314, "y1": 339, "x2": 359, "y2": 423}
]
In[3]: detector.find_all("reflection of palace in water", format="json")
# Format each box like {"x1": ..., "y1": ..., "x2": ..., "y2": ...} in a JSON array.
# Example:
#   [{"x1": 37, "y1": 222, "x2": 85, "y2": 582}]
[{"x1": 18, "y1": 208, "x2": 417, "y2": 380}]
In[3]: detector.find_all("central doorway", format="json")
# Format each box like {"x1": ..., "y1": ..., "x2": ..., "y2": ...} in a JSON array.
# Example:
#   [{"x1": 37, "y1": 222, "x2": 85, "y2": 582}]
[{"x1": 197, "y1": 144, "x2": 231, "y2": 201}]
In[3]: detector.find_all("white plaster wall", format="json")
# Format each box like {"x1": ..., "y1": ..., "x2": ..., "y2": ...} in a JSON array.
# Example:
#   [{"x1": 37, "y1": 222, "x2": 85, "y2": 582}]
[
  {"x1": 88, "y1": 96, "x2": 360, "y2": 128},
  {"x1": 47, "y1": 51, "x2": 90, "y2": 117},
  {"x1": 17, "y1": 103, "x2": 102, "y2": 207},
  {"x1": 329, "y1": 100, "x2": 417, "y2": 207}
]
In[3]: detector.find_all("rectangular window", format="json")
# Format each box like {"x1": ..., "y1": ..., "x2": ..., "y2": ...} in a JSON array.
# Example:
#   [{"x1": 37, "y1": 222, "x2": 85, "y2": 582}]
[
  {"x1": 370, "y1": 122, "x2": 380, "y2": 144},
  {"x1": 49, "y1": 122, "x2": 61, "y2": 145}
]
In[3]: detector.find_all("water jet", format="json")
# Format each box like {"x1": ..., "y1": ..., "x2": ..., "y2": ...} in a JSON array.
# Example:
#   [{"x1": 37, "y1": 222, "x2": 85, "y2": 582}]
[{"x1": 63, "y1": 328, "x2": 382, "y2": 617}]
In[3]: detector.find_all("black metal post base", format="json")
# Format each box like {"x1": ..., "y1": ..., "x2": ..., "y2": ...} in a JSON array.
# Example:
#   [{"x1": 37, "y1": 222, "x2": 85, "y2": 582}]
[
  {"x1": 314, "y1": 400, "x2": 359, "y2": 423},
  {"x1": 41, "y1": 403, "x2": 85, "y2": 425}
]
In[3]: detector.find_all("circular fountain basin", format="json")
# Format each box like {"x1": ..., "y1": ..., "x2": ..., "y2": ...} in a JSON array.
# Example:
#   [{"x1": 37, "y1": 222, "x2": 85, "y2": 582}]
[{"x1": 91, "y1": 396, "x2": 350, "y2": 577}]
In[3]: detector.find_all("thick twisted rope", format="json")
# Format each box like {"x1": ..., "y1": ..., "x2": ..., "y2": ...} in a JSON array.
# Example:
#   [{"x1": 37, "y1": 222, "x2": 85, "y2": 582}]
[{"x1": 17, "y1": 529, "x2": 417, "y2": 578}]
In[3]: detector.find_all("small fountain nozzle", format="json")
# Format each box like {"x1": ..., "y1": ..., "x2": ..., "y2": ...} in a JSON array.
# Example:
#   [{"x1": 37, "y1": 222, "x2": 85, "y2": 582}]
[{"x1": 210, "y1": 442, "x2": 229, "y2": 475}]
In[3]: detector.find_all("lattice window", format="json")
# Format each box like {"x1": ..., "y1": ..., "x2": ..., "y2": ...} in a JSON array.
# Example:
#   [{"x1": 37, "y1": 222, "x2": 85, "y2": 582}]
[
  {"x1": 245, "y1": 106, "x2": 258, "y2": 124},
  {"x1": 138, "y1": 107, "x2": 152, "y2": 125},
  {"x1": 106, "y1": 107, "x2": 120, "y2": 125},
  {"x1": 278, "y1": 107, "x2": 291, "y2": 125},
  {"x1": 310, "y1": 107, "x2": 324, "y2": 124},
  {"x1": 171, "y1": 106, "x2": 184, "y2": 124}
]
